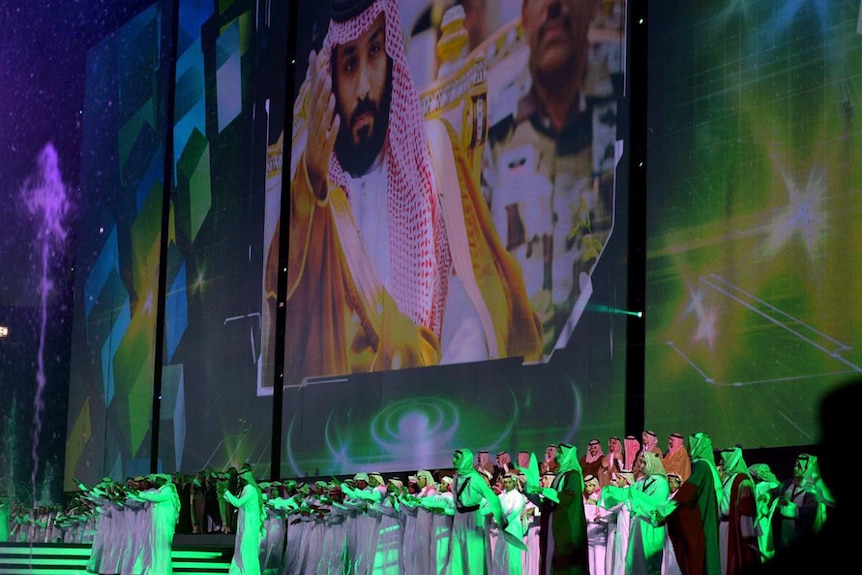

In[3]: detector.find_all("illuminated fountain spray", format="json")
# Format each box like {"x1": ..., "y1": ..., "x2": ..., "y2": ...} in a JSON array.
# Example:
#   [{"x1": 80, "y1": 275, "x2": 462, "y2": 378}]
[{"x1": 21, "y1": 143, "x2": 69, "y2": 504}]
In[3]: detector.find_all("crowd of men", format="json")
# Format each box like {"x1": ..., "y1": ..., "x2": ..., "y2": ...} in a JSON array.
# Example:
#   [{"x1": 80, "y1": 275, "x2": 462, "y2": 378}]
[
  {"x1": 0, "y1": 0, "x2": 850, "y2": 571},
  {"x1": 1, "y1": 428, "x2": 839, "y2": 575}
]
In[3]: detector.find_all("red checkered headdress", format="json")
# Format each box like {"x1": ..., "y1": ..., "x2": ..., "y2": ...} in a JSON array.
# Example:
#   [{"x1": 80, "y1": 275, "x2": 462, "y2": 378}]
[{"x1": 321, "y1": 0, "x2": 450, "y2": 335}]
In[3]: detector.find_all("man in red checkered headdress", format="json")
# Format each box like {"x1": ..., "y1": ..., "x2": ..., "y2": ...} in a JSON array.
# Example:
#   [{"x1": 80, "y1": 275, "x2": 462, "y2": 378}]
[{"x1": 282, "y1": 0, "x2": 541, "y2": 382}]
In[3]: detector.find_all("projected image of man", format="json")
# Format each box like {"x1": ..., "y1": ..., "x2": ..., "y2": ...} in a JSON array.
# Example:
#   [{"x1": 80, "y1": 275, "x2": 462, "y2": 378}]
[
  {"x1": 328, "y1": 10, "x2": 390, "y2": 178},
  {"x1": 283, "y1": 0, "x2": 542, "y2": 382},
  {"x1": 482, "y1": 0, "x2": 619, "y2": 356}
]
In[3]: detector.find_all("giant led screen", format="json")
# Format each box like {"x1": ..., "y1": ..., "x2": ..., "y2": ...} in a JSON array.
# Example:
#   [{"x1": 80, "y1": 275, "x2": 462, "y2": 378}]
[
  {"x1": 65, "y1": 0, "x2": 289, "y2": 484},
  {"x1": 645, "y1": 1, "x2": 862, "y2": 450},
  {"x1": 64, "y1": 0, "x2": 630, "y2": 484},
  {"x1": 154, "y1": 0, "x2": 289, "y2": 477},
  {"x1": 64, "y1": 2, "x2": 172, "y2": 488},
  {"x1": 276, "y1": 0, "x2": 631, "y2": 477}
]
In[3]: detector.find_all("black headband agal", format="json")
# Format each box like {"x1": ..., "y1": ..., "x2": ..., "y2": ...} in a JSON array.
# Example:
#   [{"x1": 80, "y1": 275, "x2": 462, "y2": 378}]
[{"x1": 331, "y1": 0, "x2": 376, "y2": 23}]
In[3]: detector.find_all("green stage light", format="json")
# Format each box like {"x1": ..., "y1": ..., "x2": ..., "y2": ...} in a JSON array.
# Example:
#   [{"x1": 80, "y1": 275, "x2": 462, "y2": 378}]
[{"x1": 586, "y1": 303, "x2": 643, "y2": 317}]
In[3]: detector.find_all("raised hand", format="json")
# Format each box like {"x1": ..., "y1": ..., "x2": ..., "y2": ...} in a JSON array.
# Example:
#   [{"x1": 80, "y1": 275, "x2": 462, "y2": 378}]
[{"x1": 305, "y1": 49, "x2": 340, "y2": 199}]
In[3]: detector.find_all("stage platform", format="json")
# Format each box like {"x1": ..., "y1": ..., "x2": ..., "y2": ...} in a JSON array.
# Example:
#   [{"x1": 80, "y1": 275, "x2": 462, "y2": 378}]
[{"x1": 0, "y1": 535, "x2": 235, "y2": 574}]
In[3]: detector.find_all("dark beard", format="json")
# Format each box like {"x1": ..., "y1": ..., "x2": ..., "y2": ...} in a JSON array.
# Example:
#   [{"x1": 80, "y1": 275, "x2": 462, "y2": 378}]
[{"x1": 334, "y1": 61, "x2": 393, "y2": 177}]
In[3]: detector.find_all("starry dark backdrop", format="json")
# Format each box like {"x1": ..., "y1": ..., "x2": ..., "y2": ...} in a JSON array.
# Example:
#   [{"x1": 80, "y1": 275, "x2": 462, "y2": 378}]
[
  {"x1": 1, "y1": 0, "x2": 154, "y2": 307},
  {"x1": 0, "y1": 0, "x2": 154, "y2": 503}
]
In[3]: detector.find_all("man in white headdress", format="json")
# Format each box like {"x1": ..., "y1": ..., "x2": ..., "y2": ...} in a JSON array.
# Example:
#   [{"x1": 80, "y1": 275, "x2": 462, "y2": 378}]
[
  {"x1": 131, "y1": 473, "x2": 180, "y2": 575},
  {"x1": 716, "y1": 447, "x2": 759, "y2": 575},
  {"x1": 535, "y1": 442, "x2": 589, "y2": 574},
  {"x1": 410, "y1": 469, "x2": 439, "y2": 574},
  {"x1": 280, "y1": 0, "x2": 542, "y2": 383},
  {"x1": 768, "y1": 453, "x2": 829, "y2": 555},
  {"x1": 493, "y1": 472, "x2": 528, "y2": 575},
  {"x1": 341, "y1": 471, "x2": 387, "y2": 574},
  {"x1": 451, "y1": 448, "x2": 508, "y2": 573},
  {"x1": 222, "y1": 467, "x2": 265, "y2": 575}
]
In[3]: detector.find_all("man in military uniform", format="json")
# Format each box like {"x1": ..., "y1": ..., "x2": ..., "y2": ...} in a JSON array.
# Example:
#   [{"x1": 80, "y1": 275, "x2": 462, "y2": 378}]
[{"x1": 482, "y1": 0, "x2": 620, "y2": 356}]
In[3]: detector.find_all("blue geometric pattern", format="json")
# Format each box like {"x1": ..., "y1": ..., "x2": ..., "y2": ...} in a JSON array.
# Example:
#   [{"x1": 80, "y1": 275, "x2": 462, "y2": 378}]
[
  {"x1": 166, "y1": 262, "x2": 188, "y2": 363},
  {"x1": 216, "y1": 21, "x2": 242, "y2": 132},
  {"x1": 84, "y1": 227, "x2": 120, "y2": 322},
  {"x1": 160, "y1": 364, "x2": 186, "y2": 471},
  {"x1": 136, "y1": 146, "x2": 166, "y2": 213},
  {"x1": 100, "y1": 298, "x2": 130, "y2": 407}
]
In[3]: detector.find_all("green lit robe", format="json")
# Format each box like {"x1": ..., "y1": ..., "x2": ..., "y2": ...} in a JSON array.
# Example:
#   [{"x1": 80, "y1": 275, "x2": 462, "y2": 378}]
[
  {"x1": 451, "y1": 472, "x2": 505, "y2": 575},
  {"x1": 627, "y1": 476, "x2": 670, "y2": 575},
  {"x1": 493, "y1": 488, "x2": 527, "y2": 575},
  {"x1": 225, "y1": 485, "x2": 264, "y2": 575},
  {"x1": 0, "y1": 501, "x2": 8, "y2": 542},
  {"x1": 137, "y1": 484, "x2": 180, "y2": 575}
]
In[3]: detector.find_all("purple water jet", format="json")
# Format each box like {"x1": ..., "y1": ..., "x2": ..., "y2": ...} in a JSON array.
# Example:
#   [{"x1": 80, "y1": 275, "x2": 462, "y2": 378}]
[{"x1": 20, "y1": 143, "x2": 69, "y2": 505}]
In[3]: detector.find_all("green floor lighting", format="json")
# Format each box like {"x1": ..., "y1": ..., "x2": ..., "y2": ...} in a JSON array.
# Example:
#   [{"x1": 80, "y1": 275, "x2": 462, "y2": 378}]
[
  {"x1": 172, "y1": 549, "x2": 227, "y2": 559},
  {"x1": 1, "y1": 546, "x2": 90, "y2": 557},
  {"x1": 0, "y1": 557, "x2": 87, "y2": 565},
  {"x1": 0, "y1": 543, "x2": 231, "y2": 575}
]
